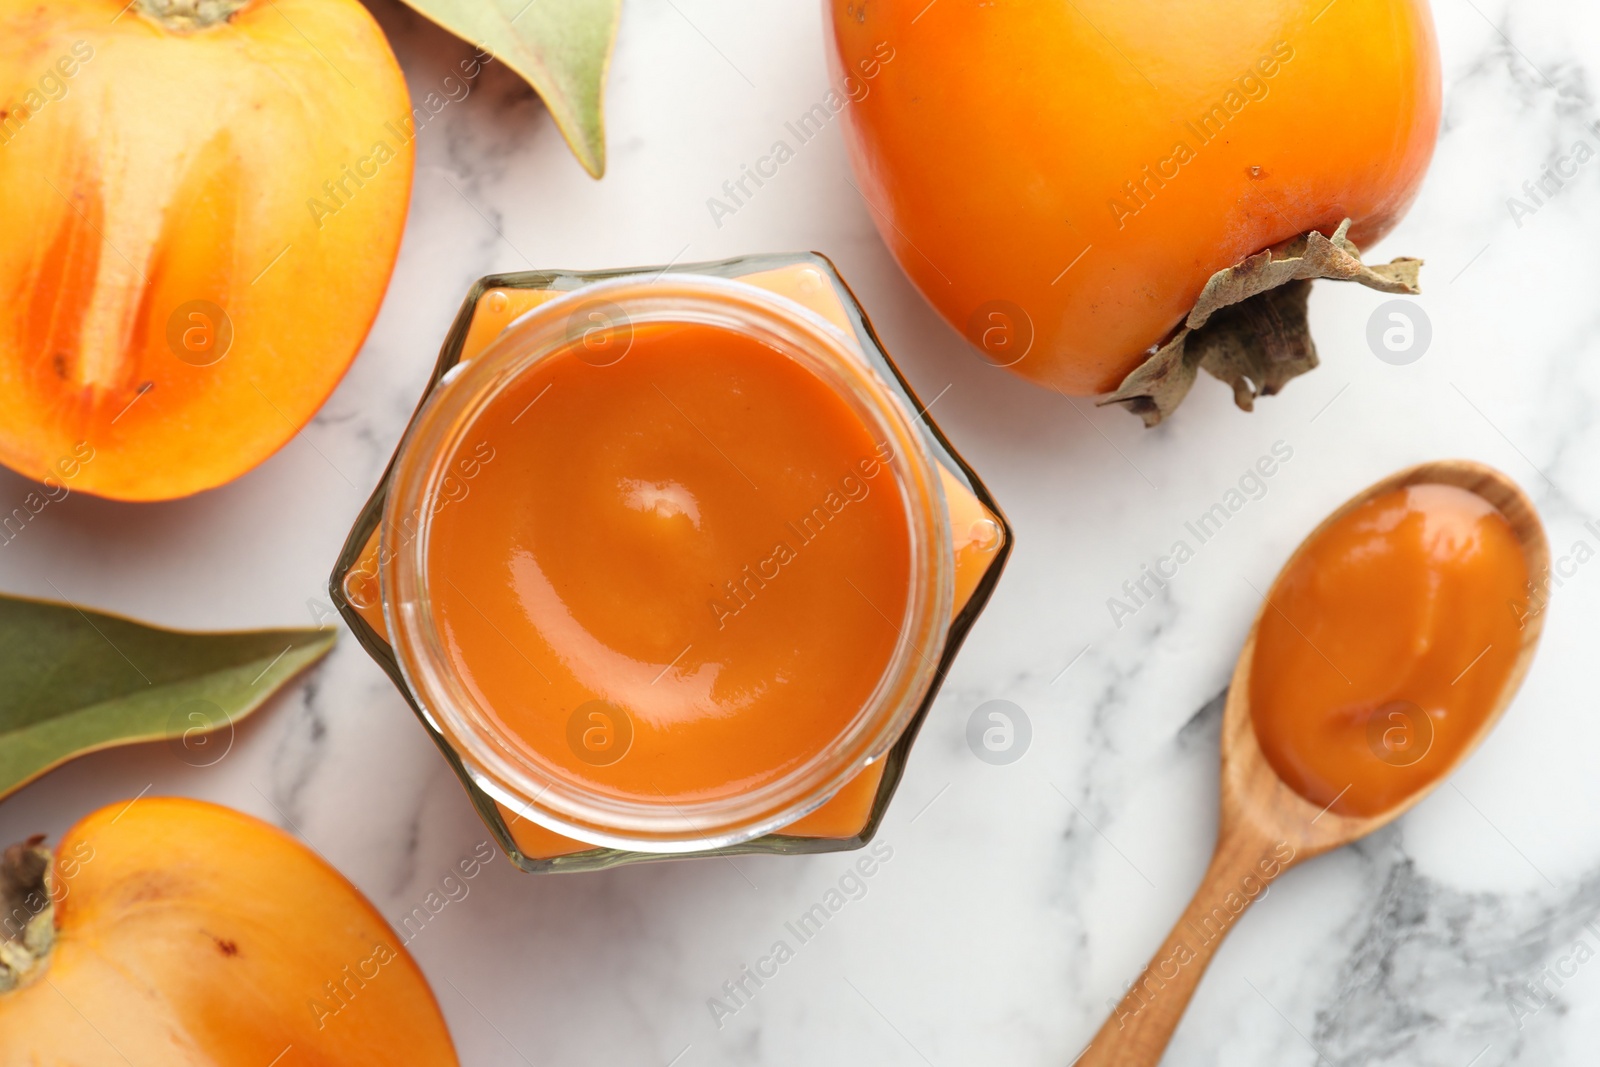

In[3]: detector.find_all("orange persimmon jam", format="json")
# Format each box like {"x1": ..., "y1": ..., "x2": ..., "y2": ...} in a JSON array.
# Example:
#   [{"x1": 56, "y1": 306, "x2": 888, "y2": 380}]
[
  {"x1": 379, "y1": 272, "x2": 980, "y2": 853},
  {"x1": 1249, "y1": 484, "x2": 1531, "y2": 818},
  {"x1": 431, "y1": 320, "x2": 911, "y2": 799}
]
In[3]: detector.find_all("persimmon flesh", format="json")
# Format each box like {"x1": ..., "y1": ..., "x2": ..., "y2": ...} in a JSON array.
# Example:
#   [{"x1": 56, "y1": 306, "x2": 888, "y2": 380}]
[
  {"x1": 827, "y1": 0, "x2": 1441, "y2": 394},
  {"x1": 0, "y1": 0, "x2": 413, "y2": 500},
  {"x1": 0, "y1": 797, "x2": 460, "y2": 1065}
]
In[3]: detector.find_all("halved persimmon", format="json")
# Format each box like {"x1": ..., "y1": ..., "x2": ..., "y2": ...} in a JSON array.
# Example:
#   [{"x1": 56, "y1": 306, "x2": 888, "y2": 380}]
[
  {"x1": 0, "y1": 0, "x2": 413, "y2": 500},
  {"x1": 0, "y1": 797, "x2": 460, "y2": 1064}
]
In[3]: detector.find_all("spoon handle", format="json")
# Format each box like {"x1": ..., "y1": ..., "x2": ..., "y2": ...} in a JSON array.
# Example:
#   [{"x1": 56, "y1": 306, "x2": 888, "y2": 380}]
[{"x1": 1075, "y1": 825, "x2": 1291, "y2": 1067}]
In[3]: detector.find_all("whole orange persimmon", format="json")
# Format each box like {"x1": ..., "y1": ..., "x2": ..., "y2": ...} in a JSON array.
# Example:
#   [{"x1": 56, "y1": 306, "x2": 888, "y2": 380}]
[
  {"x1": 0, "y1": 797, "x2": 460, "y2": 1065},
  {"x1": 827, "y1": 0, "x2": 1440, "y2": 400},
  {"x1": 0, "y1": 0, "x2": 413, "y2": 500}
]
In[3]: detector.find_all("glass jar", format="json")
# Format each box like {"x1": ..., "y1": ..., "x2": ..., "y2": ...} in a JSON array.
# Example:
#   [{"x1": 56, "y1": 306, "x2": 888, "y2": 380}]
[{"x1": 331, "y1": 253, "x2": 1010, "y2": 872}]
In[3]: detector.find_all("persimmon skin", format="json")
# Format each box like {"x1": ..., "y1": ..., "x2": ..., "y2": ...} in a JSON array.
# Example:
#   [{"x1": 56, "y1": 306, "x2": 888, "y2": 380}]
[
  {"x1": 0, "y1": 798, "x2": 460, "y2": 1066},
  {"x1": 827, "y1": 0, "x2": 1441, "y2": 394},
  {"x1": 0, "y1": 0, "x2": 413, "y2": 500}
]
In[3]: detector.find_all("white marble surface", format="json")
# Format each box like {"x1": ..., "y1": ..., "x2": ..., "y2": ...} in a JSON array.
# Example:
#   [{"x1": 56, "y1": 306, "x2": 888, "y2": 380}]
[{"x1": 5, "y1": 1, "x2": 1600, "y2": 1063}]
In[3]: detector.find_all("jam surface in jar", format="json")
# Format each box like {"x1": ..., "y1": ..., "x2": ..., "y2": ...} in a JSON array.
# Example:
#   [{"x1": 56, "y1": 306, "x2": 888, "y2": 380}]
[{"x1": 426, "y1": 318, "x2": 915, "y2": 805}]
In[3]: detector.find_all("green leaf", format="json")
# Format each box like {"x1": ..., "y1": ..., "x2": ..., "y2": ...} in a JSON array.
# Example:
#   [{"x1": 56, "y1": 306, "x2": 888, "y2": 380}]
[
  {"x1": 0, "y1": 594, "x2": 336, "y2": 802},
  {"x1": 399, "y1": 0, "x2": 621, "y2": 178}
]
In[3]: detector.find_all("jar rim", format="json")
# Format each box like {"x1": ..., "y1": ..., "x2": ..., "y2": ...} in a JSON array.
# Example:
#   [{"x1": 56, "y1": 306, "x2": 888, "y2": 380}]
[{"x1": 381, "y1": 273, "x2": 954, "y2": 852}]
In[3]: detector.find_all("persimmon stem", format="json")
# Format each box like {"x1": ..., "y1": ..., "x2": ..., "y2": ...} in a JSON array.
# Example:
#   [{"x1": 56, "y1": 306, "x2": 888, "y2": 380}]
[
  {"x1": 0, "y1": 837, "x2": 53, "y2": 994},
  {"x1": 136, "y1": 0, "x2": 253, "y2": 32},
  {"x1": 1099, "y1": 219, "x2": 1422, "y2": 427}
]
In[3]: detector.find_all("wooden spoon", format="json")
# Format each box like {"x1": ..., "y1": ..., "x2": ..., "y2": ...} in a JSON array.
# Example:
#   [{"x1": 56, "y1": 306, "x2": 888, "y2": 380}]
[{"x1": 1076, "y1": 460, "x2": 1549, "y2": 1067}]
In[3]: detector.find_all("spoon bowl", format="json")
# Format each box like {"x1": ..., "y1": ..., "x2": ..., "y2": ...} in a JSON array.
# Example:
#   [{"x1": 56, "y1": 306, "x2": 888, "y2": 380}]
[{"x1": 1077, "y1": 460, "x2": 1549, "y2": 1066}]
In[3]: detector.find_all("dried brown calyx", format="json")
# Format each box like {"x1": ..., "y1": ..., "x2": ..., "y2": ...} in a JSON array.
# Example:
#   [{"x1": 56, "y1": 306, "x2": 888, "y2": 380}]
[
  {"x1": 1100, "y1": 219, "x2": 1421, "y2": 427},
  {"x1": 136, "y1": 0, "x2": 252, "y2": 32},
  {"x1": 0, "y1": 836, "x2": 53, "y2": 994}
]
